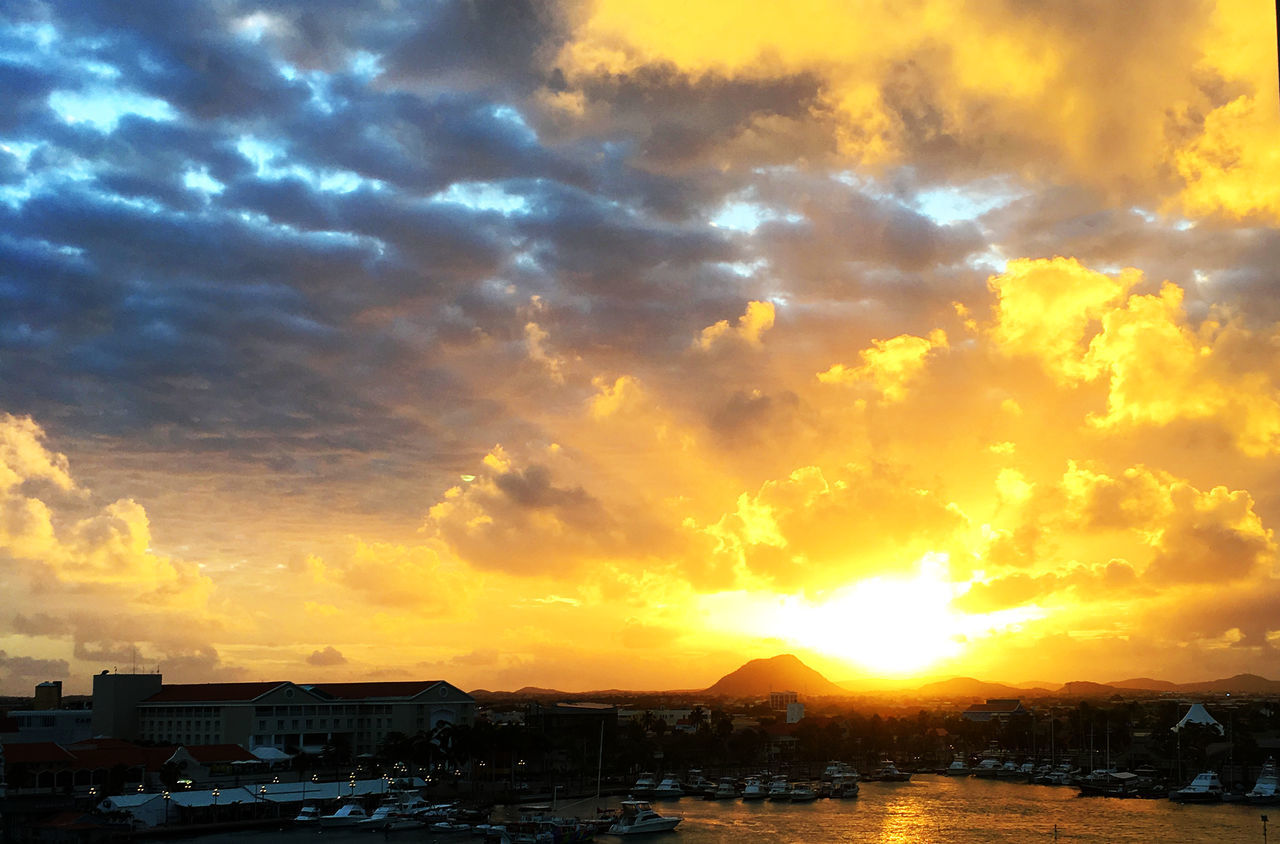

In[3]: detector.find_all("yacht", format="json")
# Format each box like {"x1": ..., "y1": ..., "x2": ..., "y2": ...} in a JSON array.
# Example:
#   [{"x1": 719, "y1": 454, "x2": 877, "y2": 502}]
[
  {"x1": 652, "y1": 776, "x2": 684, "y2": 798},
  {"x1": 740, "y1": 776, "x2": 768, "y2": 800},
  {"x1": 631, "y1": 772, "x2": 657, "y2": 797},
  {"x1": 829, "y1": 774, "x2": 859, "y2": 798},
  {"x1": 788, "y1": 782, "x2": 819, "y2": 802},
  {"x1": 707, "y1": 777, "x2": 738, "y2": 799},
  {"x1": 767, "y1": 776, "x2": 791, "y2": 800},
  {"x1": 293, "y1": 803, "x2": 321, "y2": 825},
  {"x1": 319, "y1": 801, "x2": 371, "y2": 827},
  {"x1": 942, "y1": 756, "x2": 970, "y2": 776},
  {"x1": 685, "y1": 770, "x2": 715, "y2": 795},
  {"x1": 1247, "y1": 759, "x2": 1280, "y2": 805},
  {"x1": 874, "y1": 761, "x2": 911, "y2": 782},
  {"x1": 972, "y1": 758, "x2": 1003, "y2": 778},
  {"x1": 360, "y1": 801, "x2": 424, "y2": 831},
  {"x1": 607, "y1": 800, "x2": 681, "y2": 835},
  {"x1": 1170, "y1": 771, "x2": 1224, "y2": 803},
  {"x1": 823, "y1": 761, "x2": 857, "y2": 780}
]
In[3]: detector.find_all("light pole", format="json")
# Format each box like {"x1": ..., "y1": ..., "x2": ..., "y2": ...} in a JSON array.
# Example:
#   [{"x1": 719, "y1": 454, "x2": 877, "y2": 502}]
[
  {"x1": 163, "y1": 790, "x2": 171, "y2": 826},
  {"x1": 1263, "y1": 813, "x2": 1269, "y2": 844},
  {"x1": 212, "y1": 785, "x2": 220, "y2": 821}
]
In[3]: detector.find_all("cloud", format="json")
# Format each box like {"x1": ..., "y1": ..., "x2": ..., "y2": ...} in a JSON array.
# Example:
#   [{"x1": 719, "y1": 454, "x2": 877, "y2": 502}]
[
  {"x1": 818, "y1": 329, "x2": 948, "y2": 401},
  {"x1": 0, "y1": 650, "x2": 70, "y2": 682},
  {"x1": 306, "y1": 645, "x2": 347, "y2": 666},
  {"x1": 695, "y1": 300, "x2": 775, "y2": 350}
]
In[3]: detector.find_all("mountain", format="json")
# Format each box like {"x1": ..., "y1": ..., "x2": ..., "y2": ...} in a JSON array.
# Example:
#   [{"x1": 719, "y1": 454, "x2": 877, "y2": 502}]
[
  {"x1": 1057, "y1": 681, "x2": 1122, "y2": 697},
  {"x1": 1107, "y1": 678, "x2": 1181, "y2": 692},
  {"x1": 914, "y1": 677, "x2": 1034, "y2": 699},
  {"x1": 1179, "y1": 674, "x2": 1280, "y2": 694},
  {"x1": 704, "y1": 654, "x2": 849, "y2": 698}
]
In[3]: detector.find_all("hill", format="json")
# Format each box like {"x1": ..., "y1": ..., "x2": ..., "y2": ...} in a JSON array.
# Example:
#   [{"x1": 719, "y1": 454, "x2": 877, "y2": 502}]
[
  {"x1": 914, "y1": 677, "x2": 1035, "y2": 699},
  {"x1": 704, "y1": 654, "x2": 848, "y2": 698},
  {"x1": 1179, "y1": 674, "x2": 1280, "y2": 694},
  {"x1": 1057, "y1": 681, "x2": 1122, "y2": 697},
  {"x1": 1107, "y1": 678, "x2": 1181, "y2": 692}
]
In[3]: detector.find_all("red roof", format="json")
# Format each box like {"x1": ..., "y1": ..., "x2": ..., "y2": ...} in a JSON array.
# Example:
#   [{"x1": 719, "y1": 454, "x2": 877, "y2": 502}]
[
  {"x1": 144, "y1": 682, "x2": 290, "y2": 702},
  {"x1": 1, "y1": 742, "x2": 77, "y2": 763},
  {"x1": 307, "y1": 681, "x2": 445, "y2": 700}
]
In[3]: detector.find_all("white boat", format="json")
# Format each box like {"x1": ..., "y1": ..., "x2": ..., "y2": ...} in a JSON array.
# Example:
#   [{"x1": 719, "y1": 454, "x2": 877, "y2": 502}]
[
  {"x1": 766, "y1": 776, "x2": 791, "y2": 800},
  {"x1": 788, "y1": 782, "x2": 818, "y2": 802},
  {"x1": 360, "y1": 800, "x2": 424, "y2": 831},
  {"x1": 685, "y1": 770, "x2": 715, "y2": 794},
  {"x1": 996, "y1": 761, "x2": 1023, "y2": 779},
  {"x1": 631, "y1": 772, "x2": 658, "y2": 796},
  {"x1": 293, "y1": 803, "x2": 321, "y2": 825},
  {"x1": 875, "y1": 762, "x2": 911, "y2": 782},
  {"x1": 319, "y1": 801, "x2": 371, "y2": 827},
  {"x1": 972, "y1": 758, "x2": 1003, "y2": 778},
  {"x1": 943, "y1": 756, "x2": 970, "y2": 776},
  {"x1": 823, "y1": 761, "x2": 857, "y2": 780},
  {"x1": 740, "y1": 776, "x2": 767, "y2": 801},
  {"x1": 1170, "y1": 771, "x2": 1224, "y2": 803},
  {"x1": 829, "y1": 775, "x2": 859, "y2": 798},
  {"x1": 1247, "y1": 758, "x2": 1280, "y2": 805},
  {"x1": 607, "y1": 800, "x2": 681, "y2": 835},
  {"x1": 708, "y1": 777, "x2": 737, "y2": 799},
  {"x1": 652, "y1": 776, "x2": 684, "y2": 798}
]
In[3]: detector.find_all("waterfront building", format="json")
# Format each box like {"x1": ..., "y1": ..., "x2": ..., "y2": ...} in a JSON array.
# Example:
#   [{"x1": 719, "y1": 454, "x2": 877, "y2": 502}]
[
  {"x1": 92, "y1": 673, "x2": 475, "y2": 755},
  {"x1": 769, "y1": 690, "x2": 799, "y2": 711}
]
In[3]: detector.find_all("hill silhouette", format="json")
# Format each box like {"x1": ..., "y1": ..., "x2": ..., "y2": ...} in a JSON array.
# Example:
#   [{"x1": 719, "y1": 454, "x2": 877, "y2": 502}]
[
  {"x1": 704, "y1": 654, "x2": 848, "y2": 697},
  {"x1": 915, "y1": 676, "x2": 1041, "y2": 699}
]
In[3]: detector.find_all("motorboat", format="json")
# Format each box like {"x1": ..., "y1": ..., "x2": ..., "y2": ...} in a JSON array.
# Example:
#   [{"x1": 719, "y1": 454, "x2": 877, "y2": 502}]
[
  {"x1": 1248, "y1": 758, "x2": 1280, "y2": 805},
  {"x1": 607, "y1": 800, "x2": 681, "y2": 835},
  {"x1": 829, "y1": 775, "x2": 859, "y2": 798},
  {"x1": 788, "y1": 782, "x2": 819, "y2": 802},
  {"x1": 685, "y1": 770, "x2": 715, "y2": 794},
  {"x1": 874, "y1": 762, "x2": 911, "y2": 782},
  {"x1": 707, "y1": 777, "x2": 738, "y2": 799},
  {"x1": 740, "y1": 776, "x2": 768, "y2": 801},
  {"x1": 1170, "y1": 771, "x2": 1224, "y2": 803},
  {"x1": 631, "y1": 772, "x2": 657, "y2": 796},
  {"x1": 942, "y1": 756, "x2": 970, "y2": 776},
  {"x1": 972, "y1": 758, "x2": 1003, "y2": 778},
  {"x1": 652, "y1": 776, "x2": 684, "y2": 798},
  {"x1": 767, "y1": 776, "x2": 791, "y2": 800},
  {"x1": 360, "y1": 800, "x2": 425, "y2": 831},
  {"x1": 996, "y1": 761, "x2": 1023, "y2": 779},
  {"x1": 319, "y1": 801, "x2": 371, "y2": 827},
  {"x1": 823, "y1": 761, "x2": 858, "y2": 780},
  {"x1": 293, "y1": 803, "x2": 321, "y2": 825}
]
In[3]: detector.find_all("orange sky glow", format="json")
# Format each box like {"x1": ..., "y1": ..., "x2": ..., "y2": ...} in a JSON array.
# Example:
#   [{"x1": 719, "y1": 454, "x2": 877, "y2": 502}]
[{"x1": 2, "y1": 0, "x2": 1279, "y2": 694}]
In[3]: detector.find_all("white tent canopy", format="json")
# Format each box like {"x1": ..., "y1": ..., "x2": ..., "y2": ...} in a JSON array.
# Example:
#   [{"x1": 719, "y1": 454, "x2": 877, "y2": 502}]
[{"x1": 1173, "y1": 703, "x2": 1224, "y2": 734}]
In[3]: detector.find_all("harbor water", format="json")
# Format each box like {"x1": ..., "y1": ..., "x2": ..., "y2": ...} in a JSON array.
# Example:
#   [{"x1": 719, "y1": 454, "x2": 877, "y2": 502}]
[{"x1": 144, "y1": 777, "x2": 1271, "y2": 843}]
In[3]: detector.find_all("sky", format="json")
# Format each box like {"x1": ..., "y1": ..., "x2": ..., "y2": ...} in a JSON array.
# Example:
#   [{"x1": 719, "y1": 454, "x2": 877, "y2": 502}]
[{"x1": 1, "y1": 1, "x2": 1279, "y2": 696}]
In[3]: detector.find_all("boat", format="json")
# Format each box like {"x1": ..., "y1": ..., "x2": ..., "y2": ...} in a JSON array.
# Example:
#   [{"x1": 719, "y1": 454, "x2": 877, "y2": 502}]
[
  {"x1": 319, "y1": 801, "x2": 371, "y2": 827},
  {"x1": 685, "y1": 770, "x2": 715, "y2": 795},
  {"x1": 631, "y1": 772, "x2": 657, "y2": 797},
  {"x1": 607, "y1": 800, "x2": 681, "y2": 835},
  {"x1": 1170, "y1": 771, "x2": 1224, "y2": 803},
  {"x1": 874, "y1": 762, "x2": 911, "y2": 782},
  {"x1": 972, "y1": 758, "x2": 1003, "y2": 778},
  {"x1": 293, "y1": 803, "x2": 321, "y2": 825},
  {"x1": 707, "y1": 777, "x2": 737, "y2": 799},
  {"x1": 788, "y1": 782, "x2": 819, "y2": 802},
  {"x1": 360, "y1": 801, "x2": 425, "y2": 831},
  {"x1": 766, "y1": 775, "x2": 791, "y2": 800},
  {"x1": 996, "y1": 761, "x2": 1023, "y2": 779},
  {"x1": 1247, "y1": 758, "x2": 1280, "y2": 805},
  {"x1": 823, "y1": 761, "x2": 858, "y2": 780},
  {"x1": 829, "y1": 774, "x2": 859, "y2": 798},
  {"x1": 652, "y1": 776, "x2": 684, "y2": 798},
  {"x1": 740, "y1": 776, "x2": 768, "y2": 801},
  {"x1": 942, "y1": 756, "x2": 970, "y2": 776}
]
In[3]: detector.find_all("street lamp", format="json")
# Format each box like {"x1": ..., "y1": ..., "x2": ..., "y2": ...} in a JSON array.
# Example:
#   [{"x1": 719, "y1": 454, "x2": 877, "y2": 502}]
[
  {"x1": 163, "y1": 791, "x2": 171, "y2": 826},
  {"x1": 212, "y1": 785, "x2": 220, "y2": 817},
  {"x1": 1263, "y1": 814, "x2": 1269, "y2": 844}
]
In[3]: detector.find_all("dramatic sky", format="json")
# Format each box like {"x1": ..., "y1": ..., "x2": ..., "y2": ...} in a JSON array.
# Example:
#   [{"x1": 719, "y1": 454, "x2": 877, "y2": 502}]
[{"x1": 2, "y1": 1, "x2": 1279, "y2": 695}]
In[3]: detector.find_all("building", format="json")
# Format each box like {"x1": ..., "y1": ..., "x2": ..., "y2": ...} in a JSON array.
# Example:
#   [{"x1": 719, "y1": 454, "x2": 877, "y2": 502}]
[
  {"x1": 961, "y1": 699, "x2": 1026, "y2": 722},
  {"x1": 2, "y1": 681, "x2": 94, "y2": 745},
  {"x1": 785, "y1": 702, "x2": 805, "y2": 724},
  {"x1": 93, "y1": 674, "x2": 475, "y2": 755},
  {"x1": 769, "y1": 691, "x2": 798, "y2": 711}
]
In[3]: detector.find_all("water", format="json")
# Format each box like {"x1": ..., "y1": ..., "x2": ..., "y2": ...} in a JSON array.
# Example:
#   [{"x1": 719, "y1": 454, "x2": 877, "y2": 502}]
[{"x1": 148, "y1": 778, "x2": 1272, "y2": 843}]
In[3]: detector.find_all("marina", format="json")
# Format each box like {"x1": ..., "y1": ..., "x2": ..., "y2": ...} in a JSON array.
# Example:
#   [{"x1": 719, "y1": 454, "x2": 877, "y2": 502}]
[{"x1": 139, "y1": 778, "x2": 1273, "y2": 843}]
